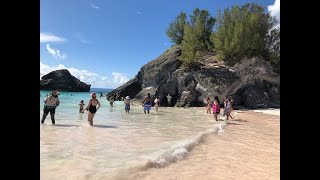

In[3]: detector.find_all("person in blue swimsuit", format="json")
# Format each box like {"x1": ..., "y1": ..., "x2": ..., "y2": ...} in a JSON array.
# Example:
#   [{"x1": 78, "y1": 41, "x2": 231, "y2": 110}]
[
  {"x1": 84, "y1": 92, "x2": 101, "y2": 126},
  {"x1": 124, "y1": 96, "x2": 131, "y2": 113},
  {"x1": 143, "y1": 93, "x2": 152, "y2": 114}
]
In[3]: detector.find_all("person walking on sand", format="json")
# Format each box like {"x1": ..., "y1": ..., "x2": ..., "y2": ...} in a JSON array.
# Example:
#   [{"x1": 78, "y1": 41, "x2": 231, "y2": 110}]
[
  {"x1": 79, "y1": 100, "x2": 85, "y2": 113},
  {"x1": 84, "y1": 92, "x2": 101, "y2": 126},
  {"x1": 41, "y1": 90, "x2": 60, "y2": 125},
  {"x1": 143, "y1": 93, "x2": 152, "y2": 114},
  {"x1": 206, "y1": 96, "x2": 212, "y2": 114},
  {"x1": 166, "y1": 94, "x2": 172, "y2": 107},
  {"x1": 212, "y1": 96, "x2": 220, "y2": 122},
  {"x1": 154, "y1": 96, "x2": 161, "y2": 111},
  {"x1": 124, "y1": 96, "x2": 131, "y2": 113}
]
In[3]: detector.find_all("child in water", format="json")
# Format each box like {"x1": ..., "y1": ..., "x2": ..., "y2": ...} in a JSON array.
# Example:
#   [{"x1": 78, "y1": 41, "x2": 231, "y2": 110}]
[{"x1": 79, "y1": 100, "x2": 85, "y2": 113}]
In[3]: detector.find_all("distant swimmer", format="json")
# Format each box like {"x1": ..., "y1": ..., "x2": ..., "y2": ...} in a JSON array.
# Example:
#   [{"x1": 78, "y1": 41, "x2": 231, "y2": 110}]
[
  {"x1": 41, "y1": 90, "x2": 60, "y2": 125},
  {"x1": 143, "y1": 93, "x2": 152, "y2": 114},
  {"x1": 84, "y1": 92, "x2": 101, "y2": 126}
]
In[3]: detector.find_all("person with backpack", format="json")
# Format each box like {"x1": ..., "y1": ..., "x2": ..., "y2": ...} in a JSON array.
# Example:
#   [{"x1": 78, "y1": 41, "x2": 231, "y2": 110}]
[{"x1": 41, "y1": 90, "x2": 60, "y2": 125}]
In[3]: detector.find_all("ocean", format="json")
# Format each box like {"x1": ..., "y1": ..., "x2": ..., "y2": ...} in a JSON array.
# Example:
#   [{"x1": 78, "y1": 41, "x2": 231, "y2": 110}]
[
  {"x1": 40, "y1": 89, "x2": 227, "y2": 179},
  {"x1": 40, "y1": 89, "x2": 280, "y2": 179}
]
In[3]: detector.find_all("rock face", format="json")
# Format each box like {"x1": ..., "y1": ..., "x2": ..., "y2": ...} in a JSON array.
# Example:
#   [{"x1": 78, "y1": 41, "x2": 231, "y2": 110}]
[
  {"x1": 40, "y1": 69, "x2": 91, "y2": 92},
  {"x1": 107, "y1": 46, "x2": 280, "y2": 109}
]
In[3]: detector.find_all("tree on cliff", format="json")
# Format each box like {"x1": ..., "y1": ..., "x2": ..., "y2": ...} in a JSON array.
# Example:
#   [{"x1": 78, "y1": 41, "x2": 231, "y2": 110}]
[
  {"x1": 266, "y1": 26, "x2": 280, "y2": 73},
  {"x1": 212, "y1": 3, "x2": 277, "y2": 65},
  {"x1": 180, "y1": 9, "x2": 216, "y2": 66},
  {"x1": 166, "y1": 12, "x2": 187, "y2": 45}
]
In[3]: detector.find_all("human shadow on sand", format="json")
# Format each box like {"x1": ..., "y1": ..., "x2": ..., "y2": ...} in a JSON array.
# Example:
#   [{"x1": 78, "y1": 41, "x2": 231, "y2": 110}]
[
  {"x1": 93, "y1": 125, "x2": 117, "y2": 128},
  {"x1": 226, "y1": 122, "x2": 241, "y2": 125},
  {"x1": 231, "y1": 119, "x2": 248, "y2": 122},
  {"x1": 53, "y1": 124, "x2": 80, "y2": 127}
]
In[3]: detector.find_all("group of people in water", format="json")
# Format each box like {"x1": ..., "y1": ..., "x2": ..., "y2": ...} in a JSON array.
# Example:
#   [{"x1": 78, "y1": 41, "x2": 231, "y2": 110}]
[
  {"x1": 41, "y1": 90, "x2": 234, "y2": 126},
  {"x1": 206, "y1": 96, "x2": 234, "y2": 121}
]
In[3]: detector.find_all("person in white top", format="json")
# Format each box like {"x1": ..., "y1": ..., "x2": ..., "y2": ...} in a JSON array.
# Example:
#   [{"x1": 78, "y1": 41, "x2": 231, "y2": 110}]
[
  {"x1": 41, "y1": 90, "x2": 60, "y2": 124},
  {"x1": 124, "y1": 96, "x2": 131, "y2": 113},
  {"x1": 154, "y1": 96, "x2": 161, "y2": 111}
]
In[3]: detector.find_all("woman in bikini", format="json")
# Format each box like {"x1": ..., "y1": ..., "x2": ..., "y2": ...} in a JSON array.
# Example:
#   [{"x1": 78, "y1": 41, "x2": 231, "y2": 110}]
[{"x1": 85, "y1": 92, "x2": 101, "y2": 126}]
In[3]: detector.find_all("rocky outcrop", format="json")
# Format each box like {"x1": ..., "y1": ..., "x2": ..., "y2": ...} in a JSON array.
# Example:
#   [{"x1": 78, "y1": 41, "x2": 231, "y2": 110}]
[
  {"x1": 107, "y1": 46, "x2": 280, "y2": 109},
  {"x1": 40, "y1": 69, "x2": 91, "y2": 92}
]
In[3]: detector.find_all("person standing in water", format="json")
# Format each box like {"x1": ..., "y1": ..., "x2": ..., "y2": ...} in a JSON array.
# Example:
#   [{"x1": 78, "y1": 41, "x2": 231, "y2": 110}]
[
  {"x1": 154, "y1": 96, "x2": 161, "y2": 111},
  {"x1": 84, "y1": 92, "x2": 101, "y2": 126},
  {"x1": 206, "y1": 96, "x2": 212, "y2": 114},
  {"x1": 143, "y1": 93, "x2": 152, "y2": 114},
  {"x1": 109, "y1": 94, "x2": 115, "y2": 107},
  {"x1": 41, "y1": 90, "x2": 60, "y2": 125},
  {"x1": 223, "y1": 96, "x2": 228, "y2": 117},
  {"x1": 212, "y1": 96, "x2": 220, "y2": 122},
  {"x1": 166, "y1": 94, "x2": 172, "y2": 107},
  {"x1": 124, "y1": 96, "x2": 131, "y2": 113},
  {"x1": 229, "y1": 96, "x2": 234, "y2": 116},
  {"x1": 79, "y1": 100, "x2": 85, "y2": 113}
]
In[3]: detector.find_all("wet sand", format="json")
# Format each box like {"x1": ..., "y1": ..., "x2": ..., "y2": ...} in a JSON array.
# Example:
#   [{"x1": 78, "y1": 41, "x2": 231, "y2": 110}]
[{"x1": 131, "y1": 109, "x2": 280, "y2": 180}]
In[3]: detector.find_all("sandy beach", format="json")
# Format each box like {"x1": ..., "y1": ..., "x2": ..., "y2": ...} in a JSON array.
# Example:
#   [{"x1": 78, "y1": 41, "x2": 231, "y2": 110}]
[{"x1": 131, "y1": 109, "x2": 280, "y2": 180}]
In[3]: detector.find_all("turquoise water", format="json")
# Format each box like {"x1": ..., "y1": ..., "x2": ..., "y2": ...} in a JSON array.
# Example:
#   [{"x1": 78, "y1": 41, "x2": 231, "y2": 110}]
[
  {"x1": 40, "y1": 88, "x2": 227, "y2": 179},
  {"x1": 40, "y1": 88, "x2": 112, "y2": 120}
]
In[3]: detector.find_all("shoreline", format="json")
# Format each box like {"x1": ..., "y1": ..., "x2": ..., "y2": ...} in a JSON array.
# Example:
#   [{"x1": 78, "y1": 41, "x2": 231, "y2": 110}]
[{"x1": 130, "y1": 109, "x2": 280, "y2": 180}]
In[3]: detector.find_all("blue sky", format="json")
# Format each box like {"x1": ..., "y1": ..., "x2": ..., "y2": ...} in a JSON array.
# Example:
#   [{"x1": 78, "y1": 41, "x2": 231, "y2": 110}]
[{"x1": 40, "y1": 0, "x2": 279, "y2": 88}]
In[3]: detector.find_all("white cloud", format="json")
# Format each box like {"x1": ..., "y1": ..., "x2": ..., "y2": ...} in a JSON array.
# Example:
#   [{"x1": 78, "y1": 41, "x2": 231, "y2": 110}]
[
  {"x1": 268, "y1": 0, "x2": 280, "y2": 23},
  {"x1": 40, "y1": 33, "x2": 66, "y2": 43},
  {"x1": 90, "y1": 0, "x2": 100, "y2": 9},
  {"x1": 111, "y1": 72, "x2": 129, "y2": 85},
  {"x1": 46, "y1": 44, "x2": 67, "y2": 60},
  {"x1": 40, "y1": 62, "x2": 130, "y2": 88},
  {"x1": 101, "y1": 76, "x2": 108, "y2": 81},
  {"x1": 74, "y1": 32, "x2": 91, "y2": 44}
]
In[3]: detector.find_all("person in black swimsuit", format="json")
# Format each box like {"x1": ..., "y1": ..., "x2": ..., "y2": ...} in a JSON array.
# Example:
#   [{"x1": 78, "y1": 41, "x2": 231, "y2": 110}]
[{"x1": 84, "y1": 92, "x2": 101, "y2": 126}]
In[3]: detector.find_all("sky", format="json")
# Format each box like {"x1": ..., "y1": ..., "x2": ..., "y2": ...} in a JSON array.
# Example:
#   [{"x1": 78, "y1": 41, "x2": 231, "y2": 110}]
[{"x1": 40, "y1": 0, "x2": 280, "y2": 88}]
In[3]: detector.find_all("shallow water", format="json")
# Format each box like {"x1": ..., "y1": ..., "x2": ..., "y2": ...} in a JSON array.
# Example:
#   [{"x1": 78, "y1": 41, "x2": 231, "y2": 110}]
[
  {"x1": 40, "y1": 91, "x2": 225, "y2": 179},
  {"x1": 40, "y1": 91, "x2": 279, "y2": 180}
]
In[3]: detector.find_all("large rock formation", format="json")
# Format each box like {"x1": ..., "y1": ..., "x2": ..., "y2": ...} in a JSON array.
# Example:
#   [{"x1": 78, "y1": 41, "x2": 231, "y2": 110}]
[
  {"x1": 40, "y1": 69, "x2": 91, "y2": 92},
  {"x1": 107, "y1": 46, "x2": 280, "y2": 109}
]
